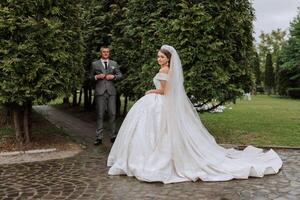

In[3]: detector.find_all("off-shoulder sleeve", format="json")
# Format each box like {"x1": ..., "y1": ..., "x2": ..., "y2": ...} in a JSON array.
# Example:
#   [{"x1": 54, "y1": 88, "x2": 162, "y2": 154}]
[{"x1": 156, "y1": 73, "x2": 168, "y2": 81}]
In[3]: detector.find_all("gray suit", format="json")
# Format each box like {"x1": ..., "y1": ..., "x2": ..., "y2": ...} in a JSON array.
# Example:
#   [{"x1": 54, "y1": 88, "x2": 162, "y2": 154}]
[{"x1": 89, "y1": 59, "x2": 123, "y2": 139}]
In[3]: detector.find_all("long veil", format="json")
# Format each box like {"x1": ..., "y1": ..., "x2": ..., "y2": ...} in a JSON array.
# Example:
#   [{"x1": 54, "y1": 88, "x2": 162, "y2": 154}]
[
  {"x1": 160, "y1": 45, "x2": 220, "y2": 146},
  {"x1": 157, "y1": 45, "x2": 282, "y2": 181}
]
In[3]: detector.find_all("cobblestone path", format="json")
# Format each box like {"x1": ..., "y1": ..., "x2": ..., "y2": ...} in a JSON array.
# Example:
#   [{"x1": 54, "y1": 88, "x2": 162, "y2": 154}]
[{"x1": 0, "y1": 106, "x2": 299, "y2": 200}]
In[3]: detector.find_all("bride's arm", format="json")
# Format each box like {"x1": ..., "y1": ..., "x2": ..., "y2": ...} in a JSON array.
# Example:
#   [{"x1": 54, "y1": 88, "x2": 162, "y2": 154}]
[
  {"x1": 146, "y1": 68, "x2": 169, "y2": 95},
  {"x1": 146, "y1": 80, "x2": 167, "y2": 95}
]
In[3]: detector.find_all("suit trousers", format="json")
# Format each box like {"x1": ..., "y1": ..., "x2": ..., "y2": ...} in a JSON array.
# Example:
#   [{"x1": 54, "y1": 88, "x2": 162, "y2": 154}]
[{"x1": 95, "y1": 91, "x2": 117, "y2": 139}]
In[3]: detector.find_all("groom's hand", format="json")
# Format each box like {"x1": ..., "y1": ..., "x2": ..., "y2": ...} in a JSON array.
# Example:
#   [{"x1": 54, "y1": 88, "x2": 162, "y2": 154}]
[
  {"x1": 95, "y1": 74, "x2": 106, "y2": 79},
  {"x1": 105, "y1": 74, "x2": 115, "y2": 80}
]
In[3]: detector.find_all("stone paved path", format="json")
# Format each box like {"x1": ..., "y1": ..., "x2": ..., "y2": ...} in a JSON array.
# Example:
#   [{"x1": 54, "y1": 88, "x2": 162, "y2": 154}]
[{"x1": 0, "y1": 106, "x2": 299, "y2": 200}]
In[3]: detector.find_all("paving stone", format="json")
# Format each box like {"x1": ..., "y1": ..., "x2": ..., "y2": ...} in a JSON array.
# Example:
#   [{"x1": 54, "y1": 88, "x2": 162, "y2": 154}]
[
  {"x1": 274, "y1": 197, "x2": 288, "y2": 200},
  {"x1": 1, "y1": 148, "x2": 298, "y2": 200},
  {"x1": 1, "y1": 106, "x2": 299, "y2": 200}
]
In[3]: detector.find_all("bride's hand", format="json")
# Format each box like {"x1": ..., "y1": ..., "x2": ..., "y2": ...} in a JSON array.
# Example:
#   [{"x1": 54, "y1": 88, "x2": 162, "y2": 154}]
[{"x1": 145, "y1": 90, "x2": 153, "y2": 95}]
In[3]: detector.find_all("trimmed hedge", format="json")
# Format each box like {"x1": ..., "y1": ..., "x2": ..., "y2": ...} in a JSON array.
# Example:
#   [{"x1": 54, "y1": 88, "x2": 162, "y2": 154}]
[
  {"x1": 110, "y1": 0, "x2": 255, "y2": 104},
  {"x1": 287, "y1": 88, "x2": 300, "y2": 99}
]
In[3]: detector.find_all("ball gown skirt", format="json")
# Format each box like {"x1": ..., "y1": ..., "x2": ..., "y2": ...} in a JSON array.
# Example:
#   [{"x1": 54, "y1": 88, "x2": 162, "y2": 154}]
[{"x1": 107, "y1": 73, "x2": 282, "y2": 184}]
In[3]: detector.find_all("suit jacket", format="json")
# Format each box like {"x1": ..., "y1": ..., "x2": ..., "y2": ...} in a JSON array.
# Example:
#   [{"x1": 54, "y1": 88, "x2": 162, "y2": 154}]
[{"x1": 89, "y1": 59, "x2": 123, "y2": 96}]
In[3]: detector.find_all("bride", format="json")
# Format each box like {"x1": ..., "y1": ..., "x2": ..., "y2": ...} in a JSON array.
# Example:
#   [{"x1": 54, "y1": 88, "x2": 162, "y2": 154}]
[{"x1": 107, "y1": 45, "x2": 282, "y2": 184}]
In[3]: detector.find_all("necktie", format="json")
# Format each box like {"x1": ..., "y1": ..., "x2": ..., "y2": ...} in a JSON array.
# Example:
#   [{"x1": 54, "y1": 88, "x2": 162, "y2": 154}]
[{"x1": 104, "y1": 61, "x2": 108, "y2": 70}]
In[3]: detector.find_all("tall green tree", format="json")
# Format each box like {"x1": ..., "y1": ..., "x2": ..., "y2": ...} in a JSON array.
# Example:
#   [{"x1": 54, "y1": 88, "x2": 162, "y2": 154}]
[
  {"x1": 111, "y1": 0, "x2": 255, "y2": 109},
  {"x1": 253, "y1": 52, "x2": 261, "y2": 87},
  {"x1": 257, "y1": 29, "x2": 286, "y2": 65},
  {"x1": 264, "y1": 53, "x2": 274, "y2": 95},
  {"x1": 257, "y1": 29, "x2": 287, "y2": 92},
  {"x1": 278, "y1": 10, "x2": 300, "y2": 96},
  {"x1": 0, "y1": 0, "x2": 84, "y2": 144}
]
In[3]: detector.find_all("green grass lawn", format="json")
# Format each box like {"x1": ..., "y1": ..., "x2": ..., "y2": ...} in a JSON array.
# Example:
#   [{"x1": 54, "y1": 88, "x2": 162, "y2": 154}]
[
  {"x1": 200, "y1": 95, "x2": 300, "y2": 147},
  {"x1": 51, "y1": 94, "x2": 300, "y2": 147}
]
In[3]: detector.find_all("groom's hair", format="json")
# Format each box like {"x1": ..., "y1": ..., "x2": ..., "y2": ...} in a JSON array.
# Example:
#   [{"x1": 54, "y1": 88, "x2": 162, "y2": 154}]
[
  {"x1": 100, "y1": 46, "x2": 109, "y2": 52},
  {"x1": 159, "y1": 49, "x2": 172, "y2": 61}
]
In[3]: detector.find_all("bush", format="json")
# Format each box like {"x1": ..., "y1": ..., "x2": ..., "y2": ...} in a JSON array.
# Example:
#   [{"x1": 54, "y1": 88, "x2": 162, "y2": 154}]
[
  {"x1": 111, "y1": 0, "x2": 255, "y2": 104},
  {"x1": 256, "y1": 86, "x2": 265, "y2": 94},
  {"x1": 287, "y1": 88, "x2": 300, "y2": 99}
]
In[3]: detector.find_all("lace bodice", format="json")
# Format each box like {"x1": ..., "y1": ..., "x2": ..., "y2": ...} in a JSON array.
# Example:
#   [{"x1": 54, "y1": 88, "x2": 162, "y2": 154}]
[{"x1": 153, "y1": 73, "x2": 168, "y2": 89}]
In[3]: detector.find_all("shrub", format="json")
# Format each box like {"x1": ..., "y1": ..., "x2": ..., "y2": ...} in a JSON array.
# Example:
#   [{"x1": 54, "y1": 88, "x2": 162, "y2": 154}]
[
  {"x1": 287, "y1": 88, "x2": 300, "y2": 99},
  {"x1": 256, "y1": 86, "x2": 265, "y2": 94}
]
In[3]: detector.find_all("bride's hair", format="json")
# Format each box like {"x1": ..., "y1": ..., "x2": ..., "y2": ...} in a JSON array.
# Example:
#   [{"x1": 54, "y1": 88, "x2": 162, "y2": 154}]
[{"x1": 159, "y1": 49, "x2": 172, "y2": 62}]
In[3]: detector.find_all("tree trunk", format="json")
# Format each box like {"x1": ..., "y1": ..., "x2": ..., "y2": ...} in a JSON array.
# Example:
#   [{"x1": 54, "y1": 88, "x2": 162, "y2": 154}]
[
  {"x1": 72, "y1": 89, "x2": 77, "y2": 107},
  {"x1": 63, "y1": 96, "x2": 69, "y2": 105},
  {"x1": 123, "y1": 95, "x2": 128, "y2": 116},
  {"x1": 266, "y1": 87, "x2": 272, "y2": 95},
  {"x1": 23, "y1": 101, "x2": 32, "y2": 144},
  {"x1": 12, "y1": 105, "x2": 24, "y2": 144},
  {"x1": 83, "y1": 86, "x2": 89, "y2": 111},
  {"x1": 78, "y1": 88, "x2": 83, "y2": 106},
  {"x1": 116, "y1": 93, "x2": 121, "y2": 117}
]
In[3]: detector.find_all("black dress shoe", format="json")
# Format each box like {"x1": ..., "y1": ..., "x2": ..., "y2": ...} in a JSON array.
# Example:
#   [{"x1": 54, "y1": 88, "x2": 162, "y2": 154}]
[
  {"x1": 110, "y1": 137, "x2": 116, "y2": 143},
  {"x1": 94, "y1": 139, "x2": 102, "y2": 145}
]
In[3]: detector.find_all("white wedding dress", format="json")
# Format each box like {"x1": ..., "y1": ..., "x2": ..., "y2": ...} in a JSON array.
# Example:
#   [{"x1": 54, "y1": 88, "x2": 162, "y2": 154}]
[{"x1": 107, "y1": 45, "x2": 282, "y2": 184}]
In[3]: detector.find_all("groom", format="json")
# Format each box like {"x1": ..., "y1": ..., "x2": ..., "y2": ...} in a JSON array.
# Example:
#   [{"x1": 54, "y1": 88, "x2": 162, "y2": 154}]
[{"x1": 89, "y1": 46, "x2": 123, "y2": 145}]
